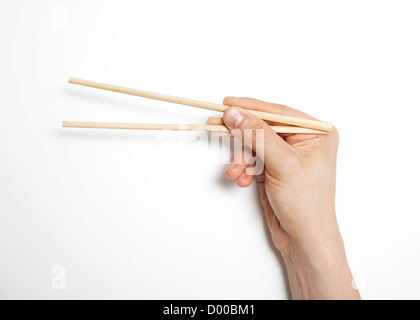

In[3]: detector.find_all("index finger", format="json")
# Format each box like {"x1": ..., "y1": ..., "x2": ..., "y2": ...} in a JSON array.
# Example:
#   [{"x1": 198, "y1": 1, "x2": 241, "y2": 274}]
[{"x1": 223, "y1": 97, "x2": 318, "y2": 121}]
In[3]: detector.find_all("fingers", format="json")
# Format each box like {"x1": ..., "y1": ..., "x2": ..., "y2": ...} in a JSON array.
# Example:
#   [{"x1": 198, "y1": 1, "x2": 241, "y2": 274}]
[
  {"x1": 223, "y1": 96, "x2": 327, "y2": 145},
  {"x1": 223, "y1": 97, "x2": 317, "y2": 120},
  {"x1": 225, "y1": 148, "x2": 254, "y2": 188},
  {"x1": 236, "y1": 172, "x2": 253, "y2": 188},
  {"x1": 223, "y1": 107, "x2": 297, "y2": 172},
  {"x1": 206, "y1": 117, "x2": 232, "y2": 137},
  {"x1": 224, "y1": 154, "x2": 248, "y2": 181},
  {"x1": 207, "y1": 116, "x2": 294, "y2": 138}
]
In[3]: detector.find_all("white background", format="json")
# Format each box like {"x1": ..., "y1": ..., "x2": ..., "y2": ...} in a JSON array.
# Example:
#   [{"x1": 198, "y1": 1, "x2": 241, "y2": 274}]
[{"x1": 0, "y1": 0, "x2": 419, "y2": 300}]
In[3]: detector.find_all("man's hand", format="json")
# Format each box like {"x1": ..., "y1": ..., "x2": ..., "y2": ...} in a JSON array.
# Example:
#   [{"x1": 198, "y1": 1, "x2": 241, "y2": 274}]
[{"x1": 208, "y1": 97, "x2": 360, "y2": 300}]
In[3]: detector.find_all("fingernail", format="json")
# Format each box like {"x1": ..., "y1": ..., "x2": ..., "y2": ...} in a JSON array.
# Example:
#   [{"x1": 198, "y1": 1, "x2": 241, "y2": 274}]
[{"x1": 225, "y1": 108, "x2": 245, "y2": 128}]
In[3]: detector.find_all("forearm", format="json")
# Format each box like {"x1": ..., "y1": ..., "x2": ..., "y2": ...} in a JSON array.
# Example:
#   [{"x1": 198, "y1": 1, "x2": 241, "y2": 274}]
[{"x1": 281, "y1": 234, "x2": 361, "y2": 300}]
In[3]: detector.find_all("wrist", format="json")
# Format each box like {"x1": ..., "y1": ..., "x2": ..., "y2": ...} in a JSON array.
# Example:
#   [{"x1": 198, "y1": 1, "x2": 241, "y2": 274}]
[{"x1": 280, "y1": 234, "x2": 360, "y2": 300}]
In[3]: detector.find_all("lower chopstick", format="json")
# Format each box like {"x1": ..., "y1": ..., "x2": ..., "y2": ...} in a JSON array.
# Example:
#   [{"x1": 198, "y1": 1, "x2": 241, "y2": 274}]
[{"x1": 62, "y1": 121, "x2": 328, "y2": 134}]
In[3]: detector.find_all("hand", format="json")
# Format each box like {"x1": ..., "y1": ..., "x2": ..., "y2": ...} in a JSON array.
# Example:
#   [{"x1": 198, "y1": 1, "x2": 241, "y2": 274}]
[{"x1": 209, "y1": 97, "x2": 360, "y2": 300}]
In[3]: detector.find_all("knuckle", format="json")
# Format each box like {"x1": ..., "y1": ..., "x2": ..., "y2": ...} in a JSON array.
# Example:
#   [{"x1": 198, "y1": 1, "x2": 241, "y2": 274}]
[
  {"x1": 275, "y1": 103, "x2": 285, "y2": 114},
  {"x1": 333, "y1": 126, "x2": 339, "y2": 142},
  {"x1": 330, "y1": 126, "x2": 340, "y2": 146}
]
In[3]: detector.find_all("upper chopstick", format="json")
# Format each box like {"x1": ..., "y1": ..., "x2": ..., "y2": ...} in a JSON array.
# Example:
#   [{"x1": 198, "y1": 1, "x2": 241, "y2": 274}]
[
  {"x1": 68, "y1": 78, "x2": 333, "y2": 132},
  {"x1": 62, "y1": 121, "x2": 328, "y2": 134}
]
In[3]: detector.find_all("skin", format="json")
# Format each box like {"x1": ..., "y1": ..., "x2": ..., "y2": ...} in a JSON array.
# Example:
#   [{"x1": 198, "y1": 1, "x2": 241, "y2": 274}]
[{"x1": 207, "y1": 97, "x2": 361, "y2": 300}]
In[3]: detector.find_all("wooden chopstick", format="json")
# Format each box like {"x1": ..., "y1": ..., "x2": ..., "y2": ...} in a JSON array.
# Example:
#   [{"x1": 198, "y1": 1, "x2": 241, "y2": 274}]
[
  {"x1": 68, "y1": 77, "x2": 333, "y2": 132},
  {"x1": 62, "y1": 121, "x2": 328, "y2": 134}
]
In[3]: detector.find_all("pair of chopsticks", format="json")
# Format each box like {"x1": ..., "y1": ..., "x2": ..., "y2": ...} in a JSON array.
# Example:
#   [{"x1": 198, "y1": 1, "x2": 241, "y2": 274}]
[{"x1": 63, "y1": 78, "x2": 333, "y2": 134}]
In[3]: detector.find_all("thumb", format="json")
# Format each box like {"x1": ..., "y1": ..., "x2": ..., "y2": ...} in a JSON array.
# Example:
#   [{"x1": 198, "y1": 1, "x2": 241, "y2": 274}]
[{"x1": 223, "y1": 107, "x2": 296, "y2": 172}]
